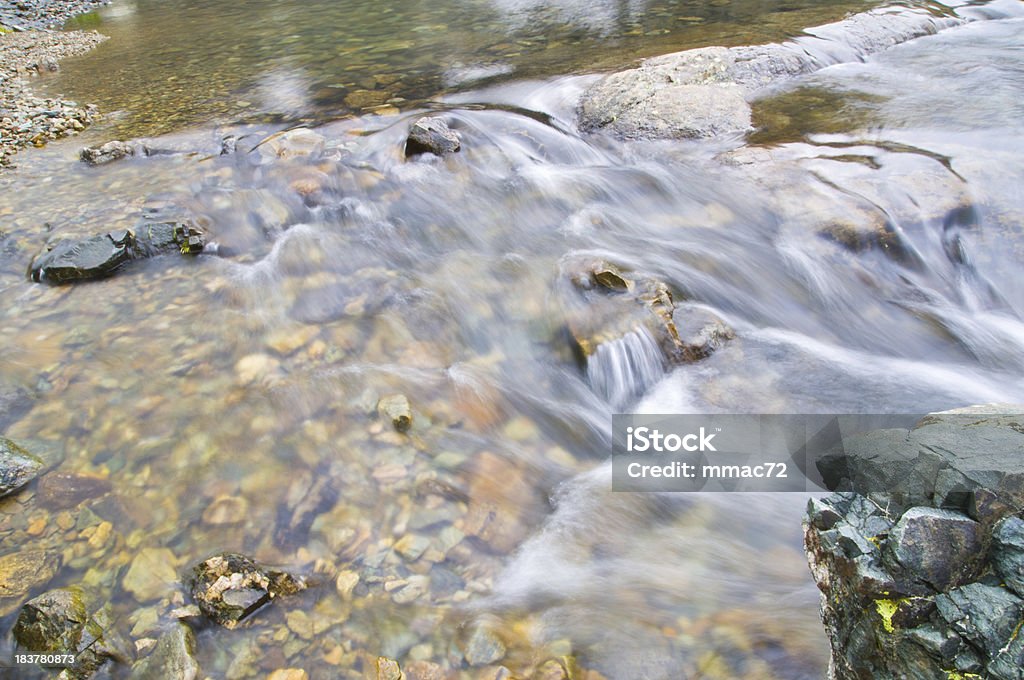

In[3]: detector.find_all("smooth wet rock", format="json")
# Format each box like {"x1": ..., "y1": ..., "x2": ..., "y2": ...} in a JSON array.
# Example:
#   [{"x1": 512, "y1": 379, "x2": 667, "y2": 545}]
[
  {"x1": 0, "y1": 437, "x2": 43, "y2": 498},
  {"x1": 123, "y1": 548, "x2": 179, "y2": 603},
  {"x1": 14, "y1": 587, "x2": 132, "y2": 677},
  {"x1": 256, "y1": 127, "x2": 325, "y2": 161},
  {"x1": 0, "y1": 549, "x2": 59, "y2": 608},
  {"x1": 884, "y1": 507, "x2": 983, "y2": 591},
  {"x1": 993, "y1": 515, "x2": 1024, "y2": 598},
  {"x1": 130, "y1": 623, "x2": 199, "y2": 680},
  {"x1": 0, "y1": 384, "x2": 34, "y2": 431},
  {"x1": 378, "y1": 394, "x2": 413, "y2": 432},
  {"x1": 80, "y1": 140, "x2": 142, "y2": 166},
  {"x1": 578, "y1": 7, "x2": 961, "y2": 140},
  {"x1": 37, "y1": 471, "x2": 112, "y2": 510},
  {"x1": 29, "y1": 229, "x2": 136, "y2": 284},
  {"x1": 560, "y1": 257, "x2": 732, "y2": 364},
  {"x1": 406, "y1": 117, "x2": 461, "y2": 157},
  {"x1": 463, "y1": 626, "x2": 506, "y2": 667},
  {"x1": 201, "y1": 494, "x2": 249, "y2": 525},
  {"x1": 376, "y1": 656, "x2": 403, "y2": 680},
  {"x1": 188, "y1": 553, "x2": 304, "y2": 629}
]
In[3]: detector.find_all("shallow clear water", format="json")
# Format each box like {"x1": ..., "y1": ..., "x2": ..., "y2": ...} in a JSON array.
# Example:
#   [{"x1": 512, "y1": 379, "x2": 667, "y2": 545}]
[{"x1": 2, "y1": 0, "x2": 1024, "y2": 678}]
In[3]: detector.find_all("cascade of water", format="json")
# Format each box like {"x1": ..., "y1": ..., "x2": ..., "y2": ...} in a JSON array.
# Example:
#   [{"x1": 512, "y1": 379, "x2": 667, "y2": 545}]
[{"x1": 585, "y1": 326, "x2": 666, "y2": 410}]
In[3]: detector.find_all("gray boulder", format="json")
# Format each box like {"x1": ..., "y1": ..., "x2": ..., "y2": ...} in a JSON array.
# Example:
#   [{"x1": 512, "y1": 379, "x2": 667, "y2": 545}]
[
  {"x1": 13, "y1": 587, "x2": 132, "y2": 678},
  {"x1": 0, "y1": 437, "x2": 43, "y2": 498},
  {"x1": 405, "y1": 117, "x2": 461, "y2": 157},
  {"x1": 80, "y1": 140, "x2": 145, "y2": 166},
  {"x1": 805, "y1": 406, "x2": 1024, "y2": 680},
  {"x1": 578, "y1": 7, "x2": 962, "y2": 140}
]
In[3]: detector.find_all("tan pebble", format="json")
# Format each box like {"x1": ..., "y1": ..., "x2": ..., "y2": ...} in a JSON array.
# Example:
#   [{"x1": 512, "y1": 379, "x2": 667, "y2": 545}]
[
  {"x1": 134, "y1": 638, "x2": 157, "y2": 655},
  {"x1": 335, "y1": 570, "x2": 359, "y2": 599},
  {"x1": 404, "y1": 660, "x2": 447, "y2": 680},
  {"x1": 267, "y1": 669, "x2": 309, "y2": 680},
  {"x1": 235, "y1": 353, "x2": 279, "y2": 384},
  {"x1": 55, "y1": 512, "x2": 75, "y2": 530},
  {"x1": 376, "y1": 657, "x2": 402, "y2": 680},
  {"x1": 201, "y1": 495, "x2": 249, "y2": 525},
  {"x1": 26, "y1": 516, "x2": 47, "y2": 536},
  {"x1": 306, "y1": 339, "x2": 327, "y2": 359},
  {"x1": 322, "y1": 645, "x2": 345, "y2": 665},
  {"x1": 372, "y1": 463, "x2": 407, "y2": 484},
  {"x1": 88, "y1": 521, "x2": 113, "y2": 549},
  {"x1": 266, "y1": 326, "x2": 319, "y2": 356}
]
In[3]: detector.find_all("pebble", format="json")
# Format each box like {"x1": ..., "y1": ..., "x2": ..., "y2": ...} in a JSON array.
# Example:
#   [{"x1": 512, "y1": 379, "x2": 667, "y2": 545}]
[
  {"x1": 122, "y1": 547, "x2": 178, "y2": 602},
  {"x1": 267, "y1": 670, "x2": 308, "y2": 680},
  {"x1": 335, "y1": 570, "x2": 359, "y2": 600},
  {"x1": 376, "y1": 657, "x2": 403, "y2": 680},
  {"x1": 202, "y1": 495, "x2": 249, "y2": 525},
  {"x1": 463, "y1": 626, "x2": 506, "y2": 667}
]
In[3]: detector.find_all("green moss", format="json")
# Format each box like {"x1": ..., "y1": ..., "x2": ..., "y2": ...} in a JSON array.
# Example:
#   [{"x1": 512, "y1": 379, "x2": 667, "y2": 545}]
[
  {"x1": 874, "y1": 599, "x2": 900, "y2": 633},
  {"x1": 946, "y1": 672, "x2": 984, "y2": 680}
]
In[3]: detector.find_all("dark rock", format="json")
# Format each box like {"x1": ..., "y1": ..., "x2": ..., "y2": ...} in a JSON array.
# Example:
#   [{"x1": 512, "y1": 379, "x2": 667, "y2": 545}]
[
  {"x1": 37, "y1": 471, "x2": 112, "y2": 509},
  {"x1": 29, "y1": 219, "x2": 206, "y2": 285},
  {"x1": 29, "y1": 229, "x2": 136, "y2": 284},
  {"x1": 188, "y1": 553, "x2": 305, "y2": 629},
  {"x1": 805, "y1": 406, "x2": 1024, "y2": 680},
  {"x1": 80, "y1": 140, "x2": 143, "y2": 166},
  {"x1": 0, "y1": 437, "x2": 43, "y2": 498},
  {"x1": 883, "y1": 508, "x2": 983, "y2": 591},
  {"x1": 405, "y1": 117, "x2": 461, "y2": 157},
  {"x1": 13, "y1": 587, "x2": 132, "y2": 677},
  {"x1": 992, "y1": 515, "x2": 1024, "y2": 598},
  {"x1": 130, "y1": 623, "x2": 199, "y2": 680}
]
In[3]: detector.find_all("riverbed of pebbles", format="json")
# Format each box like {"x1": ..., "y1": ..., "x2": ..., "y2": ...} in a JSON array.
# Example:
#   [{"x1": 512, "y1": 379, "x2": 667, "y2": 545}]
[
  {"x1": 0, "y1": 0, "x2": 109, "y2": 168},
  {"x1": 0, "y1": 28, "x2": 106, "y2": 167},
  {"x1": 0, "y1": 0, "x2": 108, "y2": 31}
]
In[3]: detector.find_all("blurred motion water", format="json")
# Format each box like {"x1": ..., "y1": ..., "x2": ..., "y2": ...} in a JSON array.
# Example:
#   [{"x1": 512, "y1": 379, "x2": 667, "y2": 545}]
[{"x1": 2, "y1": 0, "x2": 1024, "y2": 678}]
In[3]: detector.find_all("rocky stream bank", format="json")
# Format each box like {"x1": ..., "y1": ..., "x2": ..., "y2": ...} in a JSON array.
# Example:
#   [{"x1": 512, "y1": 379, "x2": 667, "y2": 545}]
[{"x1": 0, "y1": 0, "x2": 109, "y2": 168}]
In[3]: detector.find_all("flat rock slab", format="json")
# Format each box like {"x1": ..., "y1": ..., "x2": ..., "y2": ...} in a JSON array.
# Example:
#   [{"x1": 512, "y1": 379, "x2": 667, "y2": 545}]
[{"x1": 578, "y1": 7, "x2": 963, "y2": 140}]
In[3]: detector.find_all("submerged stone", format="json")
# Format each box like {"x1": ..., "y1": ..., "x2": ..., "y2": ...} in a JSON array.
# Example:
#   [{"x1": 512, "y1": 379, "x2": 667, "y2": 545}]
[
  {"x1": 0, "y1": 437, "x2": 43, "y2": 498},
  {"x1": 188, "y1": 553, "x2": 304, "y2": 629},
  {"x1": 406, "y1": 117, "x2": 461, "y2": 157},
  {"x1": 378, "y1": 394, "x2": 413, "y2": 432},
  {"x1": 80, "y1": 140, "x2": 142, "y2": 166},
  {"x1": 130, "y1": 623, "x2": 199, "y2": 680},
  {"x1": 463, "y1": 626, "x2": 506, "y2": 667},
  {"x1": 0, "y1": 549, "x2": 59, "y2": 604}
]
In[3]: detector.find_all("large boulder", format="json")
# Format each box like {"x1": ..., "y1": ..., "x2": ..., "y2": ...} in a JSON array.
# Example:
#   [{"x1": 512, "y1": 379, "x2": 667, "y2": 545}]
[
  {"x1": 805, "y1": 407, "x2": 1024, "y2": 680},
  {"x1": 13, "y1": 587, "x2": 132, "y2": 678},
  {"x1": 0, "y1": 437, "x2": 43, "y2": 498},
  {"x1": 578, "y1": 7, "x2": 962, "y2": 140}
]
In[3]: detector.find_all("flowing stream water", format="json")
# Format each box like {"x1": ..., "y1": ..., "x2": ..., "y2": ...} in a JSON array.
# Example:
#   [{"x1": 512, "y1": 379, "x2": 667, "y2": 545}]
[{"x1": 2, "y1": 0, "x2": 1024, "y2": 678}]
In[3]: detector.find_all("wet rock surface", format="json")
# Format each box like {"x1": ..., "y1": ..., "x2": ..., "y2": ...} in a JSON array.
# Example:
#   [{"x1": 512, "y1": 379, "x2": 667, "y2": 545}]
[
  {"x1": 560, "y1": 256, "x2": 733, "y2": 364},
  {"x1": 188, "y1": 553, "x2": 305, "y2": 629},
  {"x1": 80, "y1": 139, "x2": 144, "y2": 166},
  {"x1": 804, "y1": 407, "x2": 1024, "y2": 680},
  {"x1": 13, "y1": 586, "x2": 131, "y2": 677},
  {"x1": 405, "y1": 116, "x2": 461, "y2": 157},
  {"x1": 130, "y1": 623, "x2": 199, "y2": 680},
  {"x1": 29, "y1": 218, "x2": 206, "y2": 284},
  {"x1": 0, "y1": 383, "x2": 34, "y2": 430},
  {"x1": 0, "y1": 436, "x2": 43, "y2": 497},
  {"x1": 578, "y1": 7, "x2": 962, "y2": 140}
]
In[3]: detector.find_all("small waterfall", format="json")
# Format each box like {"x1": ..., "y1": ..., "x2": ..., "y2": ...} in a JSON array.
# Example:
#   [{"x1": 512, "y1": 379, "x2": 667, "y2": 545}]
[{"x1": 585, "y1": 326, "x2": 666, "y2": 410}]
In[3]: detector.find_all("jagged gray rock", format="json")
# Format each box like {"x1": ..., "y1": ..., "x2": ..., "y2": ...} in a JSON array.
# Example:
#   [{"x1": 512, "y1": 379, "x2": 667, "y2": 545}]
[
  {"x1": 0, "y1": 437, "x2": 43, "y2": 498},
  {"x1": 805, "y1": 406, "x2": 1024, "y2": 680}
]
